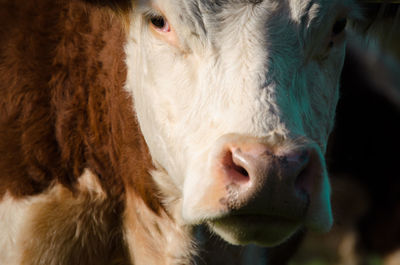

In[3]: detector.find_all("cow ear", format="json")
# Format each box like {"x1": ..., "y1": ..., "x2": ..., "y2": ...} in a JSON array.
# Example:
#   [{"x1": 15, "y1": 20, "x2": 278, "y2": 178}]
[
  {"x1": 351, "y1": 2, "x2": 400, "y2": 60},
  {"x1": 351, "y1": 3, "x2": 400, "y2": 37}
]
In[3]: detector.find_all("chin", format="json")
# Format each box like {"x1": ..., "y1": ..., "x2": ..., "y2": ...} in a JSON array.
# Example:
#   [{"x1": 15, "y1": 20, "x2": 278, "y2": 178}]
[{"x1": 207, "y1": 214, "x2": 302, "y2": 247}]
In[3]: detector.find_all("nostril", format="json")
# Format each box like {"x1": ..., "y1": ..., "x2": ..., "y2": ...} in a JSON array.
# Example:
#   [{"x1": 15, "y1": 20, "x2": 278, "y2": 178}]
[
  {"x1": 281, "y1": 149, "x2": 312, "y2": 195},
  {"x1": 234, "y1": 164, "x2": 249, "y2": 178},
  {"x1": 222, "y1": 150, "x2": 250, "y2": 184}
]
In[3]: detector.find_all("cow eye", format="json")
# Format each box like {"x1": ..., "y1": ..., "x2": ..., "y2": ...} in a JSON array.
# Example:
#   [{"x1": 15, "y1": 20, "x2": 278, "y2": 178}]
[
  {"x1": 332, "y1": 18, "x2": 347, "y2": 36},
  {"x1": 146, "y1": 9, "x2": 179, "y2": 46},
  {"x1": 150, "y1": 15, "x2": 171, "y2": 33}
]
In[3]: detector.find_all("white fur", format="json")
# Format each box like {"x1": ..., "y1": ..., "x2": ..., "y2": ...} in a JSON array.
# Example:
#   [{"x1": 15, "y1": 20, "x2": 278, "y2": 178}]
[
  {"x1": 124, "y1": 170, "x2": 194, "y2": 265},
  {"x1": 0, "y1": 193, "x2": 45, "y2": 265},
  {"x1": 125, "y1": 0, "x2": 360, "y2": 245},
  {"x1": 0, "y1": 169, "x2": 107, "y2": 264}
]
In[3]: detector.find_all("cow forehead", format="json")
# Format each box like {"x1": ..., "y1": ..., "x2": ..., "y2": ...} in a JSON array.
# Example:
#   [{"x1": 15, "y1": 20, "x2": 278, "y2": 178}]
[
  {"x1": 188, "y1": 0, "x2": 357, "y2": 14},
  {"x1": 147, "y1": 0, "x2": 359, "y2": 46},
  {"x1": 162, "y1": 0, "x2": 356, "y2": 23}
]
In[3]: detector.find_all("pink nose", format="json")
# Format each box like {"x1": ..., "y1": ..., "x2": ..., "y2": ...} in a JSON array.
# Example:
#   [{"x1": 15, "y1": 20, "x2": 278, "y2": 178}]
[{"x1": 217, "y1": 140, "x2": 320, "y2": 219}]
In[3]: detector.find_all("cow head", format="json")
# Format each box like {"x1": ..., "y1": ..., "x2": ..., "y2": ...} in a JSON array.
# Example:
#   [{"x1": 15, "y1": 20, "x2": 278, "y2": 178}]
[{"x1": 124, "y1": 0, "x2": 360, "y2": 246}]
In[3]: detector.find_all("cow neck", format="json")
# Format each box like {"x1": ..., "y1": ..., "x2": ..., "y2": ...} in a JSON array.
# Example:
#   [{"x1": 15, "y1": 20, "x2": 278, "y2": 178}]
[
  {"x1": 0, "y1": 0, "x2": 166, "y2": 226},
  {"x1": 54, "y1": 2, "x2": 195, "y2": 263},
  {"x1": 0, "y1": 1, "x2": 195, "y2": 263}
]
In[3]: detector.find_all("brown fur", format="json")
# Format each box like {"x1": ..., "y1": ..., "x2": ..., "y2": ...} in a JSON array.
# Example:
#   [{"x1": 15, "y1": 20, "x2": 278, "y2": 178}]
[
  {"x1": 0, "y1": 0, "x2": 160, "y2": 208},
  {"x1": 0, "y1": 0, "x2": 172, "y2": 264}
]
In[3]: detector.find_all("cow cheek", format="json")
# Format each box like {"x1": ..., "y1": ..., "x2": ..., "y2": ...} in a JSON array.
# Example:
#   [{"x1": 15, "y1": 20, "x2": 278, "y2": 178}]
[{"x1": 181, "y1": 152, "x2": 230, "y2": 223}]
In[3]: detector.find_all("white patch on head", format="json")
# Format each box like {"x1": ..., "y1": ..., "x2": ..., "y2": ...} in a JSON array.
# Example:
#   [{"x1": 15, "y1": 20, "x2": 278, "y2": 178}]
[{"x1": 124, "y1": 0, "x2": 360, "y2": 245}]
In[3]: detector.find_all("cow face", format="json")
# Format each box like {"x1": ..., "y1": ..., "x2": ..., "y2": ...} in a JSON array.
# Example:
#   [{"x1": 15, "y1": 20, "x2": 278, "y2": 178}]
[{"x1": 124, "y1": 0, "x2": 359, "y2": 246}]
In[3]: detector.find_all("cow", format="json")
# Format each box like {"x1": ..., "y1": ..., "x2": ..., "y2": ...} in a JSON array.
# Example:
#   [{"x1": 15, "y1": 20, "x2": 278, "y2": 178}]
[{"x1": 0, "y1": 0, "x2": 377, "y2": 264}]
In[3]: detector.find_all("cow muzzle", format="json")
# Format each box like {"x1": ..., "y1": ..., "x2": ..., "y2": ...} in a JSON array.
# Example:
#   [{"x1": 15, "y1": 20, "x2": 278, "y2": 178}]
[{"x1": 188, "y1": 134, "x2": 332, "y2": 246}]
